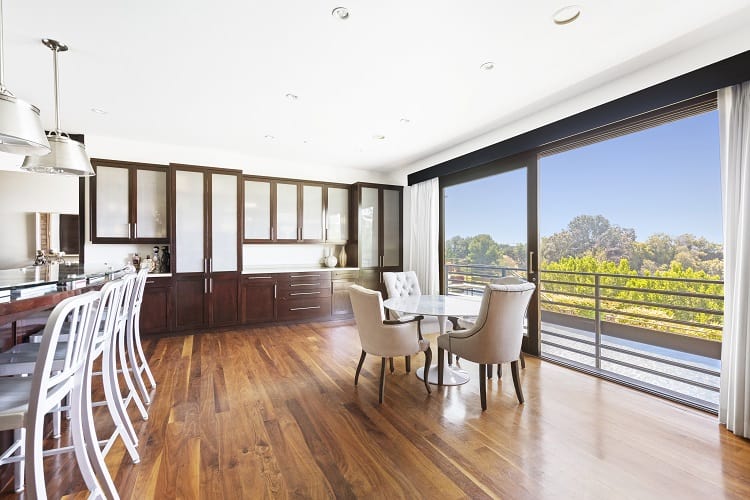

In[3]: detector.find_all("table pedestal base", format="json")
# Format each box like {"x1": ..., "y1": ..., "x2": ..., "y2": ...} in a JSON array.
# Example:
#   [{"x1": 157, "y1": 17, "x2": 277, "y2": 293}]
[{"x1": 416, "y1": 365, "x2": 470, "y2": 386}]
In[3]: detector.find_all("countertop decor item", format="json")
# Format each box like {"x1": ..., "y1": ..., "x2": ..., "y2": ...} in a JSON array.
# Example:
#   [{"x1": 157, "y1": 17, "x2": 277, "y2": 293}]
[
  {"x1": 338, "y1": 246, "x2": 347, "y2": 267},
  {"x1": 324, "y1": 248, "x2": 337, "y2": 268},
  {"x1": 21, "y1": 38, "x2": 93, "y2": 176}
]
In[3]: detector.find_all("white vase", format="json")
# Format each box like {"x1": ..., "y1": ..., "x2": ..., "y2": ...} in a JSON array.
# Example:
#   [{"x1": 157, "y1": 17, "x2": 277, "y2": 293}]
[{"x1": 325, "y1": 254, "x2": 338, "y2": 268}]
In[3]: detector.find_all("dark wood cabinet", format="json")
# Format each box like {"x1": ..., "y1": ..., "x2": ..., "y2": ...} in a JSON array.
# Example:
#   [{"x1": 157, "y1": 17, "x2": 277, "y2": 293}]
[
  {"x1": 241, "y1": 275, "x2": 277, "y2": 324},
  {"x1": 140, "y1": 277, "x2": 173, "y2": 335},
  {"x1": 91, "y1": 159, "x2": 170, "y2": 244},
  {"x1": 332, "y1": 270, "x2": 358, "y2": 316},
  {"x1": 243, "y1": 175, "x2": 349, "y2": 244},
  {"x1": 172, "y1": 164, "x2": 242, "y2": 331},
  {"x1": 350, "y1": 183, "x2": 403, "y2": 292},
  {"x1": 276, "y1": 272, "x2": 332, "y2": 321}
]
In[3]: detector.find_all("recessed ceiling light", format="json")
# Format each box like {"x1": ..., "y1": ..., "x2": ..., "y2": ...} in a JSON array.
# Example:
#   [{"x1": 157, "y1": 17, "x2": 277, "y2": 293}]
[
  {"x1": 552, "y1": 5, "x2": 581, "y2": 25},
  {"x1": 372, "y1": 134, "x2": 385, "y2": 140},
  {"x1": 90, "y1": 107, "x2": 108, "y2": 115},
  {"x1": 285, "y1": 93, "x2": 298, "y2": 101},
  {"x1": 332, "y1": 7, "x2": 349, "y2": 20},
  {"x1": 480, "y1": 61, "x2": 495, "y2": 71},
  {"x1": 400, "y1": 118, "x2": 410, "y2": 124},
  {"x1": 264, "y1": 134, "x2": 275, "y2": 140}
]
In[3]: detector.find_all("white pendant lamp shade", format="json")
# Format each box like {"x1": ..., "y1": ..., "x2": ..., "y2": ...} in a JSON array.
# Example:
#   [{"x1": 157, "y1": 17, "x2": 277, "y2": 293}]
[
  {"x1": 21, "y1": 38, "x2": 93, "y2": 176},
  {"x1": 0, "y1": 0, "x2": 50, "y2": 155}
]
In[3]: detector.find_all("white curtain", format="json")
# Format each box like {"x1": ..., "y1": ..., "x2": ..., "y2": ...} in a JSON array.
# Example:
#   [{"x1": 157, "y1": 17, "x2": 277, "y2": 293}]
[
  {"x1": 719, "y1": 81, "x2": 750, "y2": 438},
  {"x1": 408, "y1": 178, "x2": 440, "y2": 294}
]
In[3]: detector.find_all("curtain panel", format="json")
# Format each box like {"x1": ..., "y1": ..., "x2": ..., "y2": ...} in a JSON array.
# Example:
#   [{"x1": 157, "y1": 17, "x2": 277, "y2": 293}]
[
  {"x1": 408, "y1": 178, "x2": 440, "y2": 295},
  {"x1": 719, "y1": 81, "x2": 750, "y2": 438}
]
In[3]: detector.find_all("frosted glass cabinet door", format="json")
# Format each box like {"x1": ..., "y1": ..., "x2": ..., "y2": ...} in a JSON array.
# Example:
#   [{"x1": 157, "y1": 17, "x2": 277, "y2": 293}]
[
  {"x1": 135, "y1": 169, "x2": 167, "y2": 238},
  {"x1": 244, "y1": 180, "x2": 271, "y2": 240},
  {"x1": 326, "y1": 187, "x2": 348, "y2": 242},
  {"x1": 211, "y1": 173, "x2": 238, "y2": 272},
  {"x1": 276, "y1": 183, "x2": 299, "y2": 240},
  {"x1": 382, "y1": 188, "x2": 401, "y2": 267},
  {"x1": 175, "y1": 170, "x2": 205, "y2": 273},
  {"x1": 360, "y1": 187, "x2": 379, "y2": 268},
  {"x1": 301, "y1": 185, "x2": 323, "y2": 240},
  {"x1": 95, "y1": 166, "x2": 130, "y2": 238}
]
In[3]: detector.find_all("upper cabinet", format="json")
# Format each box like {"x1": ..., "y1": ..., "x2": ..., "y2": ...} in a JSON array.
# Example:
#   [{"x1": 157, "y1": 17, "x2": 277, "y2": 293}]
[
  {"x1": 351, "y1": 183, "x2": 403, "y2": 290},
  {"x1": 91, "y1": 159, "x2": 169, "y2": 243},
  {"x1": 243, "y1": 176, "x2": 348, "y2": 244}
]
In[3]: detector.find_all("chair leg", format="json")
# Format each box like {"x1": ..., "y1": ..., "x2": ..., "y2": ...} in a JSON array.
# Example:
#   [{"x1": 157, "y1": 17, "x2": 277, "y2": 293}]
[
  {"x1": 423, "y1": 348, "x2": 432, "y2": 394},
  {"x1": 354, "y1": 350, "x2": 366, "y2": 386},
  {"x1": 389, "y1": 357, "x2": 395, "y2": 374},
  {"x1": 405, "y1": 355, "x2": 411, "y2": 373},
  {"x1": 128, "y1": 317, "x2": 152, "y2": 405},
  {"x1": 13, "y1": 428, "x2": 24, "y2": 493},
  {"x1": 511, "y1": 360, "x2": 524, "y2": 404},
  {"x1": 479, "y1": 364, "x2": 487, "y2": 411},
  {"x1": 497, "y1": 364, "x2": 502, "y2": 379},
  {"x1": 520, "y1": 350, "x2": 526, "y2": 369},
  {"x1": 379, "y1": 358, "x2": 387, "y2": 404},
  {"x1": 448, "y1": 352, "x2": 453, "y2": 366},
  {"x1": 487, "y1": 364, "x2": 493, "y2": 379},
  {"x1": 437, "y1": 347, "x2": 444, "y2": 386}
]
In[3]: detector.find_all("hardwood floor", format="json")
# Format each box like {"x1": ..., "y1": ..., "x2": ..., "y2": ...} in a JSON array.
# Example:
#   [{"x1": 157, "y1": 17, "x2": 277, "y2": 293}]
[{"x1": 3, "y1": 319, "x2": 750, "y2": 499}]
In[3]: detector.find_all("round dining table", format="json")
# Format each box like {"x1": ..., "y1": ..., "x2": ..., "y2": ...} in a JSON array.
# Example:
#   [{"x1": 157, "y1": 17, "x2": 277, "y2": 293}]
[{"x1": 383, "y1": 294, "x2": 481, "y2": 386}]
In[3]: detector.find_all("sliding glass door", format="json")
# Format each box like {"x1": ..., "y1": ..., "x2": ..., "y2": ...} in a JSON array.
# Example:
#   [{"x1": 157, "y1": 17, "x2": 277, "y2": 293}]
[{"x1": 441, "y1": 155, "x2": 540, "y2": 353}]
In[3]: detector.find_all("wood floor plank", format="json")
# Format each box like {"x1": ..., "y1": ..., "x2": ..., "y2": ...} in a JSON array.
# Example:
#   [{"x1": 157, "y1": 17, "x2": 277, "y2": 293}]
[{"x1": 3, "y1": 320, "x2": 750, "y2": 499}]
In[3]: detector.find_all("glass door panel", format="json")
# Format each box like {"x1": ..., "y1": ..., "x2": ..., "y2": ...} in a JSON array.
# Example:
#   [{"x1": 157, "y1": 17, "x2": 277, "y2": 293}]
[
  {"x1": 211, "y1": 173, "x2": 238, "y2": 272},
  {"x1": 382, "y1": 188, "x2": 401, "y2": 267},
  {"x1": 95, "y1": 166, "x2": 130, "y2": 238},
  {"x1": 276, "y1": 182, "x2": 298, "y2": 240},
  {"x1": 301, "y1": 185, "x2": 323, "y2": 240},
  {"x1": 135, "y1": 169, "x2": 167, "y2": 238},
  {"x1": 244, "y1": 180, "x2": 271, "y2": 240},
  {"x1": 360, "y1": 187, "x2": 379, "y2": 268},
  {"x1": 327, "y1": 187, "x2": 348, "y2": 241},
  {"x1": 175, "y1": 170, "x2": 205, "y2": 273}
]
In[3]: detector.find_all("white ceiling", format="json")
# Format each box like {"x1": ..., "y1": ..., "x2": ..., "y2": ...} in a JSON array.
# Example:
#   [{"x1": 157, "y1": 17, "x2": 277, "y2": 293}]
[{"x1": 3, "y1": 1, "x2": 750, "y2": 173}]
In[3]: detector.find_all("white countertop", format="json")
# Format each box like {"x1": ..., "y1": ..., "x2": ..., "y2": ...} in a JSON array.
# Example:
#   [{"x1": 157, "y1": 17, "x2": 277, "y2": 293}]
[
  {"x1": 147, "y1": 273, "x2": 172, "y2": 278},
  {"x1": 242, "y1": 266, "x2": 359, "y2": 274}
]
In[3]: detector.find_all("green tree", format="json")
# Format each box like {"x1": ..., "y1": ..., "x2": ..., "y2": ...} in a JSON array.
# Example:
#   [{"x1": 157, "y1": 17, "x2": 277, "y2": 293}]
[{"x1": 467, "y1": 234, "x2": 501, "y2": 265}]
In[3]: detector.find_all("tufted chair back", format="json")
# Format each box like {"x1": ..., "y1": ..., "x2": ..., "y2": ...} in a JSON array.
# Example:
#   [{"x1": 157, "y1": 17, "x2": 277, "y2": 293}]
[{"x1": 383, "y1": 272, "x2": 422, "y2": 321}]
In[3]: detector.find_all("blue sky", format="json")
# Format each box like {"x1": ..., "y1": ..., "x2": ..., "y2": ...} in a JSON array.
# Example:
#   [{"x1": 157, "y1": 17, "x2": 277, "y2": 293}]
[{"x1": 444, "y1": 110, "x2": 723, "y2": 244}]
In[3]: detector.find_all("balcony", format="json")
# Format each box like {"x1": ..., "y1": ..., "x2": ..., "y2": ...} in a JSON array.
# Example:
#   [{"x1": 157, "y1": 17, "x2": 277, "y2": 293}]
[{"x1": 445, "y1": 263, "x2": 723, "y2": 412}]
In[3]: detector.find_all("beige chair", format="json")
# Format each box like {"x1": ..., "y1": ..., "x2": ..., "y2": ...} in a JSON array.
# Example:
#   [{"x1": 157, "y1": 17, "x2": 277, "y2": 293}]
[
  {"x1": 349, "y1": 285, "x2": 432, "y2": 404},
  {"x1": 437, "y1": 282, "x2": 536, "y2": 410}
]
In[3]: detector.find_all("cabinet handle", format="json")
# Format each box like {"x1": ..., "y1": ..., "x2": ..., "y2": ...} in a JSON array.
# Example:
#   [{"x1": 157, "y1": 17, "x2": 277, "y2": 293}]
[
  {"x1": 133, "y1": 222, "x2": 137, "y2": 238},
  {"x1": 291, "y1": 283, "x2": 319, "y2": 287},
  {"x1": 290, "y1": 291, "x2": 321, "y2": 296},
  {"x1": 274, "y1": 284, "x2": 277, "y2": 299},
  {"x1": 210, "y1": 278, "x2": 213, "y2": 293},
  {"x1": 291, "y1": 274, "x2": 320, "y2": 278},
  {"x1": 290, "y1": 306, "x2": 321, "y2": 311},
  {"x1": 209, "y1": 258, "x2": 213, "y2": 273},
  {"x1": 204, "y1": 278, "x2": 208, "y2": 294},
  {"x1": 247, "y1": 276, "x2": 273, "y2": 279},
  {"x1": 146, "y1": 280, "x2": 155, "y2": 284}
]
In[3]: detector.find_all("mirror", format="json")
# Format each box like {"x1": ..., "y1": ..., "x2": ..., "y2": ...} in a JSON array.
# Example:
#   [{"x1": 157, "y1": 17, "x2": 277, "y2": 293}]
[
  {"x1": 36, "y1": 212, "x2": 80, "y2": 258},
  {"x1": 0, "y1": 167, "x2": 82, "y2": 269}
]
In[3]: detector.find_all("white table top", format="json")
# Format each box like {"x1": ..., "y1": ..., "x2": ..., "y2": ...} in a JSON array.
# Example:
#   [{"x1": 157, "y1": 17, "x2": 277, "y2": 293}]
[{"x1": 383, "y1": 294, "x2": 481, "y2": 317}]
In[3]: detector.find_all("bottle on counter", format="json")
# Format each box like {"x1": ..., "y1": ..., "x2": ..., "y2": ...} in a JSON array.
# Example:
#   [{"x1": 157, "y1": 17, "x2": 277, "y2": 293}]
[{"x1": 132, "y1": 253, "x2": 141, "y2": 268}]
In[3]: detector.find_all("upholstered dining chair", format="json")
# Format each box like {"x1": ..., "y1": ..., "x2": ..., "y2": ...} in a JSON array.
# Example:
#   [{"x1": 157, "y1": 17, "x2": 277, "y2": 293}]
[
  {"x1": 458, "y1": 276, "x2": 531, "y2": 377},
  {"x1": 437, "y1": 282, "x2": 536, "y2": 410},
  {"x1": 349, "y1": 285, "x2": 432, "y2": 404}
]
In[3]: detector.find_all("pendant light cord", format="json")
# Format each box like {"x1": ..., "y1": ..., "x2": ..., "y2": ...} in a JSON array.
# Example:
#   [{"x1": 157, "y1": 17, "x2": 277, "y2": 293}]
[
  {"x1": 0, "y1": 0, "x2": 6, "y2": 90},
  {"x1": 52, "y1": 45, "x2": 60, "y2": 133}
]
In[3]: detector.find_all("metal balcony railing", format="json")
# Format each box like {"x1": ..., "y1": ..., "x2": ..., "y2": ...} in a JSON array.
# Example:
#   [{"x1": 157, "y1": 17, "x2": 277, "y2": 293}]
[{"x1": 445, "y1": 263, "x2": 723, "y2": 411}]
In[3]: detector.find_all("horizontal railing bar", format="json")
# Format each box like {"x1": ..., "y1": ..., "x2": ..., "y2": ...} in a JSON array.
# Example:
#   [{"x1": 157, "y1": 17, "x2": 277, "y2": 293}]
[
  {"x1": 540, "y1": 278, "x2": 596, "y2": 288},
  {"x1": 597, "y1": 283, "x2": 723, "y2": 300},
  {"x1": 537, "y1": 269, "x2": 723, "y2": 285},
  {"x1": 598, "y1": 307, "x2": 723, "y2": 331},
  {"x1": 597, "y1": 296, "x2": 724, "y2": 316},
  {"x1": 540, "y1": 329, "x2": 597, "y2": 347},
  {"x1": 539, "y1": 289, "x2": 594, "y2": 301},
  {"x1": 599, "y1": 355, "x2": 720, "y2": 392},
  {"x1": 601, "y1": 343, "x2": 720, "y2": 377},
  {"x1": 540, "y1": 298, "x2": 597, "y2": 313},
  {"x1": 540, "y1": 339, "x2": 597, "y2": 359}
]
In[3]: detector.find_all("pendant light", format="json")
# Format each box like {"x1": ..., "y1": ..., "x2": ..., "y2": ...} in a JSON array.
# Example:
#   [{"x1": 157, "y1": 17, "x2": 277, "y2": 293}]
[
  {"x1": 21, "y1": 38, "x2": 94, "y2": 176},
  {"x1": 0, "y1": 0, "x2": 50, "y2": 155}
]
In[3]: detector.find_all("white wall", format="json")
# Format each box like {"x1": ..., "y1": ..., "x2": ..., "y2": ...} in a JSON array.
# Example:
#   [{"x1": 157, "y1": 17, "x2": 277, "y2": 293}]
[{"x1": 0, "y1": 169, "x2": 79, "y2": 268}]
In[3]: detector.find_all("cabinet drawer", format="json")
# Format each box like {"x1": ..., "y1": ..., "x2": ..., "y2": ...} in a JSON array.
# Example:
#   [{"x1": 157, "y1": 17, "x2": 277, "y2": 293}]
[
  {"x1": 242, "y1": 274, "x2": 277, "y2": 285},
  {"x1": 278, "y1": 287, "x2": 331, "y2": 300},
  {"x1": 332, "y1": 270, "x2": 359, "y2": 280},
  {"x1": 277, "y1": 296, "x2": 332, "y2": 321},
  {"x1": 278, "y1": 272, "x2": 331, "y2": 291},
  {"x1": 144, "y1": 276, "x2": 172, "y2": 288}
]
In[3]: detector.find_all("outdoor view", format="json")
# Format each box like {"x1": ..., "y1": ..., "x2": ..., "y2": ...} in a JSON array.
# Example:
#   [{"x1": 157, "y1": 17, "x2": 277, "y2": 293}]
[{"x1": 444, "y1": 110, "x2": 723, "y2": 409}]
